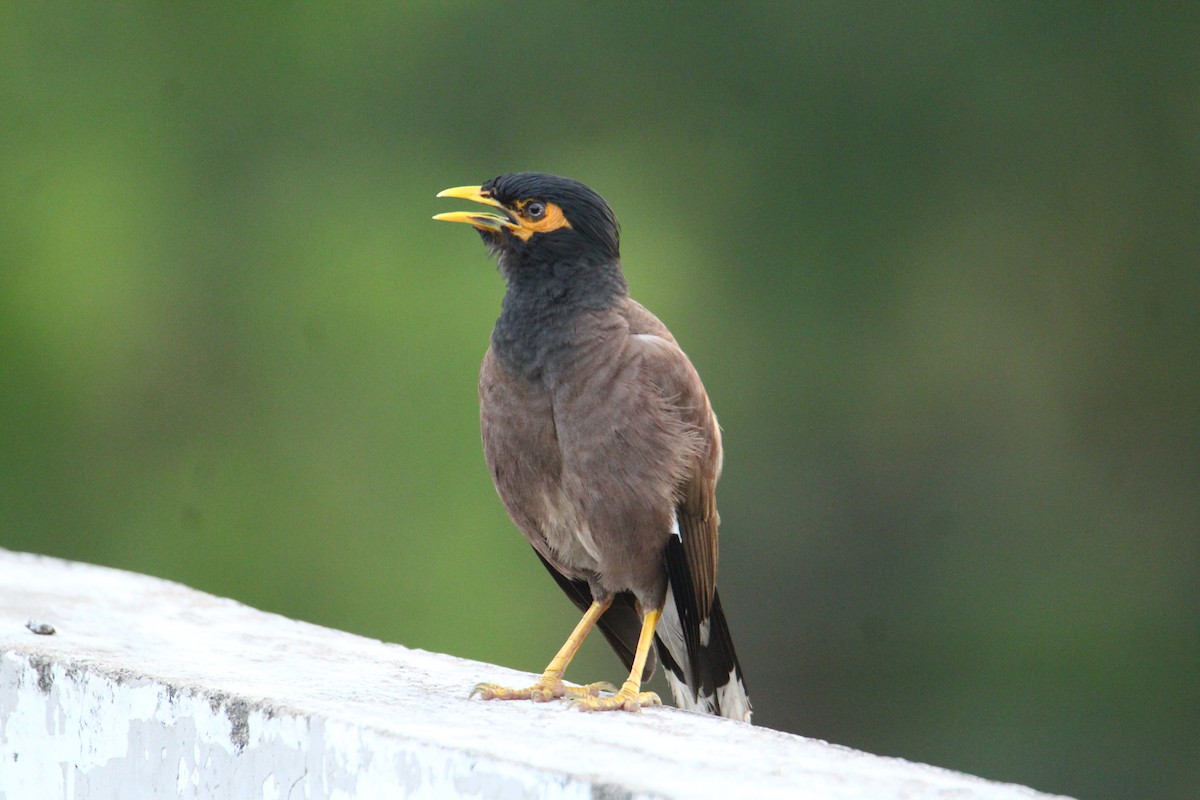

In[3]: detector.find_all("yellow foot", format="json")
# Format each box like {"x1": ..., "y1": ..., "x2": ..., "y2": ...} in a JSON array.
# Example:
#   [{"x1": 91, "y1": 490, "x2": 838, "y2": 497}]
[
  {"x1": 567, "y1": 684, "x2": 662, "y2": 713},
  {"x1": 471, "y1": 677, "x2": 616, "y2": 703}
]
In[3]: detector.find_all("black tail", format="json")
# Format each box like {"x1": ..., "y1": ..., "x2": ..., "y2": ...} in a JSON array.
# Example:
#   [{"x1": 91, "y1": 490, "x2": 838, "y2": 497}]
[{"x1": 656, "y1": 538, "x2": 751, "y2": 721}]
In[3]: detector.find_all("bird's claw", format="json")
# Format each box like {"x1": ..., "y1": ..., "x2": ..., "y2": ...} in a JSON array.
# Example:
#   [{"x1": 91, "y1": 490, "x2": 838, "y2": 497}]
[
  {"x1": 471, "y1": 681, "x2": 537, "y2": 701},
  {"x1": 569, "y1": 681, "x2": 619, "y2": 698},
  {"x1": 567, "y1": 685, "x2": 662, "y2": 713},
  {"x1": 471, "y1": 678, "x2": 616, "y2": 703}
]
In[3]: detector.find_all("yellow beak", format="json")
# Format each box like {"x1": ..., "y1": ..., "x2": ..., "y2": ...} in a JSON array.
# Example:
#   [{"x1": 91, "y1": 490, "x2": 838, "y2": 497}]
[{"x1": 433, "y1": 185, "x2": 515, "y2": 232}]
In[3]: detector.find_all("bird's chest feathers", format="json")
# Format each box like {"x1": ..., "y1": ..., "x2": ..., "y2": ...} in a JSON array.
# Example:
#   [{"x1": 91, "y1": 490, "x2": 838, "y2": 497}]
[{"x1": 483, "y1": 327, "x2": 643, "y2": 574}]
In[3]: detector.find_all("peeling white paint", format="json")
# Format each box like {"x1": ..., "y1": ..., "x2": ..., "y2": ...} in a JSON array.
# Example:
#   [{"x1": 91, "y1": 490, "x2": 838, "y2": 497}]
[{"x1": 0, "y1": 549, "x2": 1074, "y2": 799}]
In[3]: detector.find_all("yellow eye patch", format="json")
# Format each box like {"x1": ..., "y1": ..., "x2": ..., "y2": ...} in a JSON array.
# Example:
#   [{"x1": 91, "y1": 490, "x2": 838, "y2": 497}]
[{"x1": 510, "y1": 201, "x2": 572, "y2": 241}]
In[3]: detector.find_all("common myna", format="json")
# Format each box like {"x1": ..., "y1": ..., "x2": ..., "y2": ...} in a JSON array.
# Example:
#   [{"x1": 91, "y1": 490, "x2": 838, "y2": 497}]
[{"x1": 435, "y1": 173, "x2": 750, "y2": 721}]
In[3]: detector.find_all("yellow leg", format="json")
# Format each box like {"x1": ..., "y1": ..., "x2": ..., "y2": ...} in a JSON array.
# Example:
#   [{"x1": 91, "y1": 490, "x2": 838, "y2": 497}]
[
  {"x1": 472, "y1": 598, "x2": 617, "y2": 702},
  {"x1": 569, "y1": 608, "x2": 663, "y2": 713}
]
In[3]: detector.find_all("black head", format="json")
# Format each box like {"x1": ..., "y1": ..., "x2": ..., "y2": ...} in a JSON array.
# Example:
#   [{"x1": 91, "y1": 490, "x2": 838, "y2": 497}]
[{"x1": 434, "y1": 173, "x2": 621, "y2": 264}]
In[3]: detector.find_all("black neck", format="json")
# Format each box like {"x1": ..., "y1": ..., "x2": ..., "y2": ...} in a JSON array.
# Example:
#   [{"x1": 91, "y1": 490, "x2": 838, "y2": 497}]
[{"x1": 491, "y1": 253, "x2": 627, "y2": 379}]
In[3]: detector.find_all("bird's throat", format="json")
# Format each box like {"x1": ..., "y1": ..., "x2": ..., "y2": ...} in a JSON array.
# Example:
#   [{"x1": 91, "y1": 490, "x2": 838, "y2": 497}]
[{"x1": 491, "y1": 257, "x2": 627, "y2": 381}]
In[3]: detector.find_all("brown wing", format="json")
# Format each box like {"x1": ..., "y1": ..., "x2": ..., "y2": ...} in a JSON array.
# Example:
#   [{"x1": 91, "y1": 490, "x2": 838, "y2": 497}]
[
  {"x1": 675, "y1": 429, "x2": 721, "y2": 619},
  {"x1": 621, "y1": 299, "x2": 722, "y2": 619}
]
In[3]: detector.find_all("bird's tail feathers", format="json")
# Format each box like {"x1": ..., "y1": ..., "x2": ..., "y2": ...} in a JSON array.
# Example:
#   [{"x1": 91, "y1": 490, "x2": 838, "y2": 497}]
[{"x1": 655, "y1": 587, "x2": 751, "y2": 722}]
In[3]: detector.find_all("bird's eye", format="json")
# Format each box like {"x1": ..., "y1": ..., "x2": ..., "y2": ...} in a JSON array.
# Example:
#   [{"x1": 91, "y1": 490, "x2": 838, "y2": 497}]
[{"x1": 526, "y1": 201, "x2": 546, "y2": 220}]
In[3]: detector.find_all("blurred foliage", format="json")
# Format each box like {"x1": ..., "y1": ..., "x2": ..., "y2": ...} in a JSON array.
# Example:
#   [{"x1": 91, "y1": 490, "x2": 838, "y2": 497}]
[{"x1": 2, "y1": 5, "x2": 1198, "y2": 798}]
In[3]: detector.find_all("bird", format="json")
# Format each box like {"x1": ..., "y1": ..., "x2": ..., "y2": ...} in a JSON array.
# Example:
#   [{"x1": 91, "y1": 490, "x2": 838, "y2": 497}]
[{"x1": 434, "y1": 172, "x2": 750, "y2": 721}]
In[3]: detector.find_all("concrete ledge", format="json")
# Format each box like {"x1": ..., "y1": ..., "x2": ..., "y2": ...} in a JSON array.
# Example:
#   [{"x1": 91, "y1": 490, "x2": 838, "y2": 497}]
[{"x1": 0, "y1": 549, "x2": 1071, "y2": 799}]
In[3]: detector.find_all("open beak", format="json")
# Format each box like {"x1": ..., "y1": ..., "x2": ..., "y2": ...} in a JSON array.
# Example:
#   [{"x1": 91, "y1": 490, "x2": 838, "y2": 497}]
[{"x1": 433, "y1": 185, "x2": 516, "y2": 233}]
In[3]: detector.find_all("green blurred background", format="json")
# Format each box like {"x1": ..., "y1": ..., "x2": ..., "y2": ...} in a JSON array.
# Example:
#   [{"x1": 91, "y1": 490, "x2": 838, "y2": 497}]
[{"x1": 3, "y1": 5, "x2": 1197, "y2": 798}]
